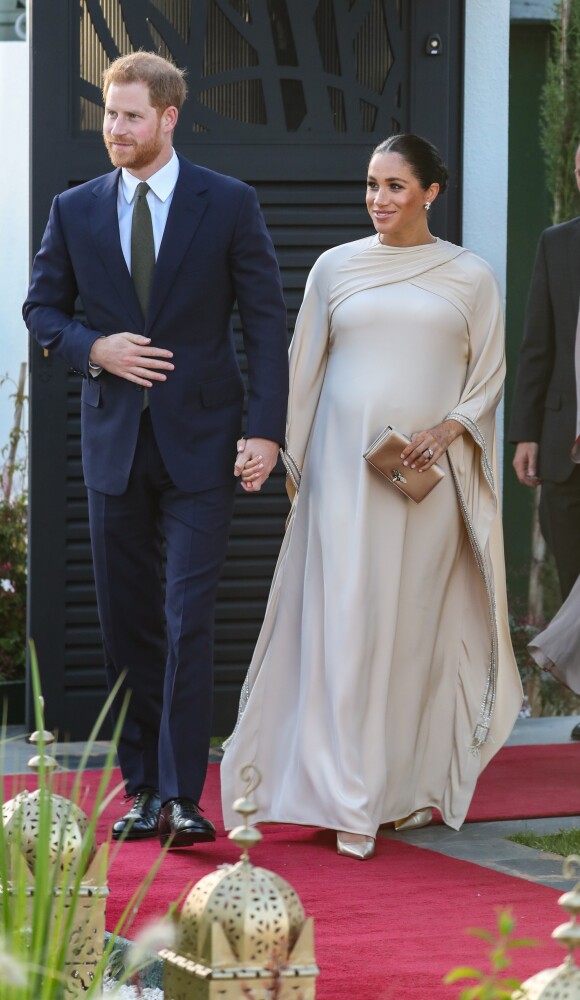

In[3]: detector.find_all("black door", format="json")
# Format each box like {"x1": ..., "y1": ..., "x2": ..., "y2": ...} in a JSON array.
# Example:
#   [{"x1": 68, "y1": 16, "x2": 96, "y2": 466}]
[{"x1": 28, "y1": 0, "x2": 463, "y2": 737}]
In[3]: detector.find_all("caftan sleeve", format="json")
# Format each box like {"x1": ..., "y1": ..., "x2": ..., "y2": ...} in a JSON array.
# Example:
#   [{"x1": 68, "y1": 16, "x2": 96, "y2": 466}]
[
  {"x1": 282, "y1": 253, "x2": 331, "y2": 501},
  {"x1": 445, "y1": 257, "x2": 507, "y2": 551},
  {"x1": 447, "y1": 260, "x2": 505, "y2": 487},
  {"x1": 439, "y1": 254, "x2": 522, "y2": 761}
]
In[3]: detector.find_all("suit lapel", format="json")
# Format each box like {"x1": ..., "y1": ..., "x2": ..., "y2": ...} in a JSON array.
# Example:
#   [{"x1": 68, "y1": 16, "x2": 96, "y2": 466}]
[
  {"x1": 146, "y1": 158, "x2": 209, "y2": 333},
  {"x1": 90, "y1": 170, "x2": 144, "y2": 331}
]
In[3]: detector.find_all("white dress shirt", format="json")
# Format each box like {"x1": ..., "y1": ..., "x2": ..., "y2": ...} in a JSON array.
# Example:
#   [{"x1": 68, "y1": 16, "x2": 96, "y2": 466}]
[{"x1": 117, "y1": 148, "x2": 180, "y2": 269}]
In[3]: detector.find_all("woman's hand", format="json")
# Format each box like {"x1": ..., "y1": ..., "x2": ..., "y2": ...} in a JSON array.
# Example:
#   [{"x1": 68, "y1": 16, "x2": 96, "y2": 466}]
[
  {"x1": 239, "y1": 453, "x2": 264, "y2": 489},
  {"x1": 234, "y1": 437, "x2": 280, "y2": 492},
  {"x1": 400, "y1": 419, "x2": 465, "y2": 471}
]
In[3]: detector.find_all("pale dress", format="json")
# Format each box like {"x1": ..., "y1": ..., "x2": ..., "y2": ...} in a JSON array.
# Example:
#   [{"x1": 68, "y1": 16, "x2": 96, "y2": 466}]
[{"x1": 221, "y1": 236, "x2": 522, "y2": 836}]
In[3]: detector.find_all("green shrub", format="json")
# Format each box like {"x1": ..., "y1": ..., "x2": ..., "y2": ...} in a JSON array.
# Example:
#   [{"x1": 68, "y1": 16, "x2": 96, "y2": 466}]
[
  {"x1": 444, "y1": 909, "x2": 536, "y2": 999},
  {"x1": 541, "y1": 0, "x2": 580, "y2": 225},
  {"x1": 0, "y1": 645, "x2": 174, "y2": 998},
  {"x1": 0, "y1": 496, "x2": 27, "y2": 681}
]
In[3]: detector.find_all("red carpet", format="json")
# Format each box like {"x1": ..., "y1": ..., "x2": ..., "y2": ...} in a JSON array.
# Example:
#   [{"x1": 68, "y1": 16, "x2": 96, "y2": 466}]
[
  {"x1": 5, "y1": 743, "x2": 579, "y2": 998},
  {"x1": 466, "y1": 742, "x2": 580, "y2": 822},
  {"x1": 111, "y1": 824, "x2": 563, "y2": 1000}
]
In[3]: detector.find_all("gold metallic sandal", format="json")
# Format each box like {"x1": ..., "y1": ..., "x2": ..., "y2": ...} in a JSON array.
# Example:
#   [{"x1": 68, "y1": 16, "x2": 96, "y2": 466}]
[
  {"x1": 393, "y1": 808, "x2": 433, "y2": 831},
  {"x1": 336, "y1": 831, "x2": 376, "y2": 860}
]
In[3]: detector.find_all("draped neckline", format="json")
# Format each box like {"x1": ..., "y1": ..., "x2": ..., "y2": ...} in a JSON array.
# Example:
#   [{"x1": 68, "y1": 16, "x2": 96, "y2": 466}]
[{"x1": 328, "y1": 234, "x2": 468, "y2": 317}]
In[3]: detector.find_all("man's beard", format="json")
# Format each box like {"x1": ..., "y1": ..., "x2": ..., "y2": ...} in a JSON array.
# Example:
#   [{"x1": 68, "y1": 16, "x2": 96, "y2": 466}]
[{"x1": 104, "y1": 129, "x2": 163, "y2": 171}]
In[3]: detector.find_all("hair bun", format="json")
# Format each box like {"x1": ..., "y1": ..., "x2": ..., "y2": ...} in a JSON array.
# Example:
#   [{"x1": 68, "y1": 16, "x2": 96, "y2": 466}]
[{"x1": 370, "y1": 134, "x2": 448, "y2": 194}]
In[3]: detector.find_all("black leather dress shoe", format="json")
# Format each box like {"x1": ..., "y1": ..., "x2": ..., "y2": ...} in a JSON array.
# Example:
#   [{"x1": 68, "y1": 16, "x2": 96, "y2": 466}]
[
  {"x1": 111, "y1": 788, "x2": 161, "y2": 841},
  {"x1": 158, "y1": 797, "x2": 216, "y2": 847}
]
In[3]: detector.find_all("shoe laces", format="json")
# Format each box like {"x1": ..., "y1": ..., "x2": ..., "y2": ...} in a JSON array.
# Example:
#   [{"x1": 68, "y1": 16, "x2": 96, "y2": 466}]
[
  {"x1": 164, "y1": 798, "x2": 204, "y2": 812},
  {"x1": 131, "y1": 788, "x2": 155, "y2": 810}
]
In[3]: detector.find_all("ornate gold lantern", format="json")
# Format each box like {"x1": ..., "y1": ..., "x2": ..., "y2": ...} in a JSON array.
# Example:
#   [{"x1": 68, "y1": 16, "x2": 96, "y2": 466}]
[
  {"x1": 161, "y1": 765, "x2": 319, "y2": 999},
  {"x1": 0, "y1": 716, "x2": 109, "y2": 994},
  {"x1": 516, "y1": 855, "x2": 580, "y2": 998}
]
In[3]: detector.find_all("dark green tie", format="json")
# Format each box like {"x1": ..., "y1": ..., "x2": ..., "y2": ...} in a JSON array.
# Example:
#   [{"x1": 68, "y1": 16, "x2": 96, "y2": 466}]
[{"x1": 131, "y1": 181, "x2": 155, "y2": 319}]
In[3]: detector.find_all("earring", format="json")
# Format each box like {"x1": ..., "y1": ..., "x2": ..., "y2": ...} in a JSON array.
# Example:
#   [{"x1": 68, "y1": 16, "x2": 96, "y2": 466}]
[{"x1": 424, "y1": 202, "x2": 431, "y2": 211}]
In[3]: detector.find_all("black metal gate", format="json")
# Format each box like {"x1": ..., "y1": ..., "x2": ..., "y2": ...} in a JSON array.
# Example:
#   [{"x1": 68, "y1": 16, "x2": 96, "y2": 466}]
[{"x1": 28, "y1": 0, "x2": 464, "y2": 737}]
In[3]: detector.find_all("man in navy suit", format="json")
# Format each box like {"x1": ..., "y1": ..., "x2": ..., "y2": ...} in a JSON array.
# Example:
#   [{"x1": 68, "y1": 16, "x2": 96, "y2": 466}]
[{"x1": 24, "y1": 52, "x2": 288, "y2": 847}]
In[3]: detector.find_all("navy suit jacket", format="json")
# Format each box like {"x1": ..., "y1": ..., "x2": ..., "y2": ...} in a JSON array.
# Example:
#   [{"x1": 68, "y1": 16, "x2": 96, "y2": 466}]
[
  {"x1": 24, "y1": 155, "x2": 288, "y2": 495},
  {"x1": 509, "y1": 218, "x2": 580, "y2": 482}
]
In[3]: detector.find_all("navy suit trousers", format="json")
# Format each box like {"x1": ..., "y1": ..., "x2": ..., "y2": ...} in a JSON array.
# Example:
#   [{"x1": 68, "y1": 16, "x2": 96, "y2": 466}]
[{"x1": 88, "y1": 409, "x2": 235, "y2": 803}]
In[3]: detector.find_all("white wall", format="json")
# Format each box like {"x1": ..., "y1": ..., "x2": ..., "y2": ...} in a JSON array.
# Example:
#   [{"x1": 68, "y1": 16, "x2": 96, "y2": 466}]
[
  {"x1": 0, "y1": 40, "x2": 28, "y2": 495},
  {"x1": 463, "y1": 0, "x2": 510, "y2": 292},
  {"x1": 463, "y1": 0, "x2": 511, "y2": 489}
]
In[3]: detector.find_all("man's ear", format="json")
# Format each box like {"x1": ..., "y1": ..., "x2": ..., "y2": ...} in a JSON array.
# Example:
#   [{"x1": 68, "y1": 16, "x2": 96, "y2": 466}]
[{"x1": 161, "y1": 106, "x2": 178, "y2": 132}]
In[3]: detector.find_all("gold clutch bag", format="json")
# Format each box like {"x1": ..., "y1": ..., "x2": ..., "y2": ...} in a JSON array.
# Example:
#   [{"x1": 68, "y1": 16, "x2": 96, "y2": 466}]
[{"x1": 363, "y1": 426, "x2": 445, "y2": 503}]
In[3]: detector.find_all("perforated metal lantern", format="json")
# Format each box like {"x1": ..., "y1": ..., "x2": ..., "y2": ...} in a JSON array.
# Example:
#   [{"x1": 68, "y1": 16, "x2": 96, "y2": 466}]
[
  {"x1": 2, "y1": 787, "x2": 95, "y2": 878},
  {"x1": 516, "y1": 855, "x2": 580, "y2": 998},
  {"x1": 1, "y1": 773, "x2": 109, "y2": 993},
  {"x1": 161, "y1": 765, "x2": 319, "y2": 999}
]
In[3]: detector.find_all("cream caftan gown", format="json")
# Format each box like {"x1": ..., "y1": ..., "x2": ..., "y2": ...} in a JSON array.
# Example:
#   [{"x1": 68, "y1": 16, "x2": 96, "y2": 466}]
[{"x1": 221, "y1": 235, "x2": 522, "y2": 836}]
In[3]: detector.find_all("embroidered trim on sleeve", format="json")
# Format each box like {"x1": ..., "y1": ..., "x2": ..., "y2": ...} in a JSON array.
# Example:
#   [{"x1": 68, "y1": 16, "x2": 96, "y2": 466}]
[{"x1": 446, "y1": 410, "x2": 495, "y2": 493}]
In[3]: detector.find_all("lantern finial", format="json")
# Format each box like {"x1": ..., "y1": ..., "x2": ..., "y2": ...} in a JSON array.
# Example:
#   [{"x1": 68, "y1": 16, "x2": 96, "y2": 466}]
[{"x1": 228, "y1": 762, "x2": 263, "y2": 859}]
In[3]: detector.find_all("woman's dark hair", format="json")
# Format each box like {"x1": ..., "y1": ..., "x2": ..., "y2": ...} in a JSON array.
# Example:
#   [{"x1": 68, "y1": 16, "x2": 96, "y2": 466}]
[{"x1": 370, "y1": 134, "x2": 448, "y2": 194}]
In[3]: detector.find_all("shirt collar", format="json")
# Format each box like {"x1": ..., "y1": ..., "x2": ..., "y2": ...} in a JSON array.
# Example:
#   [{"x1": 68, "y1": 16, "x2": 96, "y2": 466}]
[{"x1": 121, "y1": 149, "x2": 180, "y2": 204}]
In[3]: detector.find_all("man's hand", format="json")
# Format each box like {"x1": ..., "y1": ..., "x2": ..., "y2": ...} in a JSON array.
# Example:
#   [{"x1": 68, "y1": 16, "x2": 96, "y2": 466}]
[
  {"x1": 513, "y1": 441, "x2": 540, "y2": 487},
  {"x1": 89, "y1": 333, "x2": 174, "y2": 387},
  {"x1": 234, "y1": 437, "x2": 280, "y2": 492}
]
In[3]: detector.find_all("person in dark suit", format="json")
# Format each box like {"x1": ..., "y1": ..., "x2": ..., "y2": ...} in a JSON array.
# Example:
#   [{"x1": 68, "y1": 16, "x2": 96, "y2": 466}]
[
  {"x1": 23, "y1": 52, "x2": 288, "y2": 846},
  {"x1": 509, "y1": 145, "x2": 580, "y2": 608}
]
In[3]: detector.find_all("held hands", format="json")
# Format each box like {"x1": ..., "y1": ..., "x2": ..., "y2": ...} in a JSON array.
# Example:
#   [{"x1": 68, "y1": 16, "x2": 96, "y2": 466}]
[
  {"x1": 400, "y1": 419, "x2": 465, "y2": 471},
  {"x1": 89, "y1": 333, "x2": 174, "y2": 387},
  {"x1": 234, "y1": 437, "x2": 280, "y2": 492},
  {"x1": 513, "y1": 441, "x2": 540, "y2": 487}
]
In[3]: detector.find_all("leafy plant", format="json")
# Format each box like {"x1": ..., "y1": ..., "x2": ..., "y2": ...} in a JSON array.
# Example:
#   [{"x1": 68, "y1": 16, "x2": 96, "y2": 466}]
[
  {"x1": 444, "y1": 909, "x2": 536, "y2": 999},
  {"x1": 0, "y1": 494, "x2": 27, "y2": 681},
  {"x1": 541, "y1": 0, "x2": 580, "y2": 226},
  {"x1": 0, "y1": 643, "x2": 175, "y2": 998},
  {"x1": 0, "y1": 366, "x2": 28, "y2": 684}
]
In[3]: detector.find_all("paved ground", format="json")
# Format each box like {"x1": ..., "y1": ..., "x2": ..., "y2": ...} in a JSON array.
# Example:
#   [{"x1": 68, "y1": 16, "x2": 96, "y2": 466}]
[
  {"x1": 4, "y1": 715, "x2": 580, "y2": 890},
  {"x1": 1, "y1": 728, "x2": 224, "y2": 774}
]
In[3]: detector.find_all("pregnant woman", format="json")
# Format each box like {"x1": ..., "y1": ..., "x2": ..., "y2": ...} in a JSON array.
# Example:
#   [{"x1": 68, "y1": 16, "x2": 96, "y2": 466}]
[{"x1": 222, "y1": 133, "x2": 522, "y2": 859}]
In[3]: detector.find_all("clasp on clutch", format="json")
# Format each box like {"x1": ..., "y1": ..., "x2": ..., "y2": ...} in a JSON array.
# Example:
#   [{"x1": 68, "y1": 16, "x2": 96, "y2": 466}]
[{"x1": 391, "y1": 468, "x2": 407, "y2": 484}]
